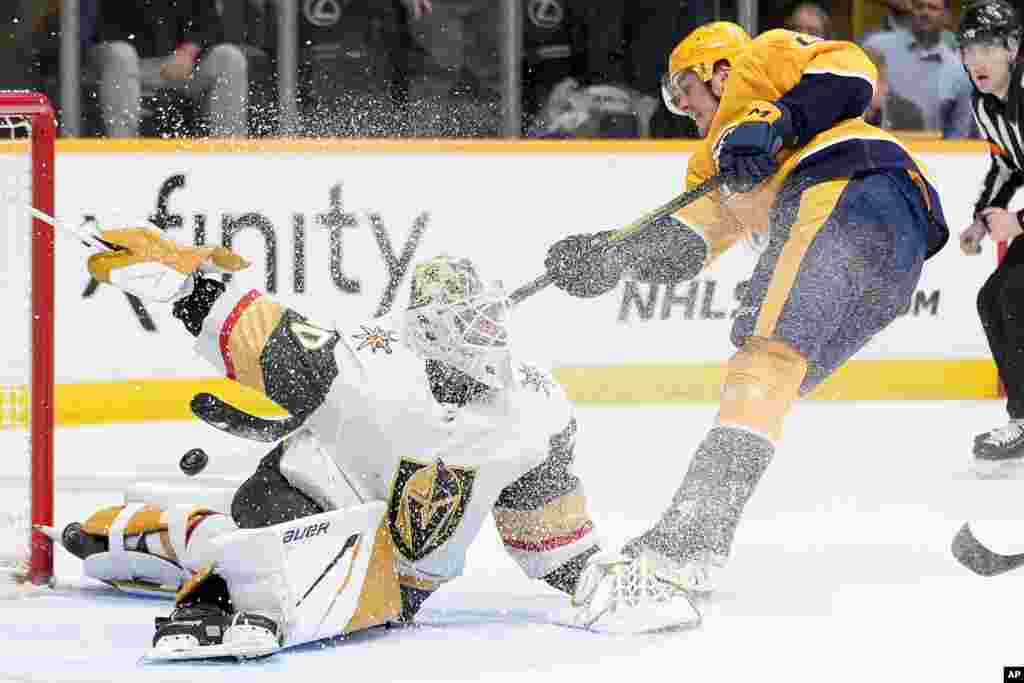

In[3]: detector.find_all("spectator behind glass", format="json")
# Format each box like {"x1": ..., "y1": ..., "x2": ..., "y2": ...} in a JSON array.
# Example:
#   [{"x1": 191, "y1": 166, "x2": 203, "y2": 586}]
[
  {"x1": 862, "y1": 0, "x2": 974, "y2": 138},
  {"x1": 533, "y1": 80, "x2": 642, "y2": 138},
  {"x1": 862, "y1": 46, "x2": 927, "y2": 130},
  {"x1": 292, "y1": 0, "x2": 403, "y2": 137},
  {"x1": 90, "y1": 0, "x2": 248, "y2": 137},
  {"x1": 523, "y1": 0, "x2": 665, "y2": 137},
  {"x1": 401, "y1": 0, "x2": 503, "y2": 136},
  {"x1": 784, "y1": 2, "x2": 831, "y2": 39}
]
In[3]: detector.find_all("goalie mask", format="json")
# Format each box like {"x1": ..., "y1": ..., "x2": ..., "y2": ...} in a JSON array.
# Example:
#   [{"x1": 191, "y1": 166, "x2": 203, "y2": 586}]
[{"x1": 404, "y1": 255, "x2": 512, "y2": 390}]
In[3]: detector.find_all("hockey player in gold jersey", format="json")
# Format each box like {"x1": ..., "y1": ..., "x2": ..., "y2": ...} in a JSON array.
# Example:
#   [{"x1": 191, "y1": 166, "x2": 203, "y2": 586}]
[{"x1": 545, "y1": 22, "x2": 950, "y2": 628}]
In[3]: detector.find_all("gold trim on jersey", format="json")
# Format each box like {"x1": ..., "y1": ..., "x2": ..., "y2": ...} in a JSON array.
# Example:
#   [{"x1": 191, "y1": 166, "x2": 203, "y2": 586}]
[
  {"x1": 224, "y1": 296, "x2": 284, "y2": 394},
  {"x1": 493, "y1": 491, "x2": 590, "y2": 545}
]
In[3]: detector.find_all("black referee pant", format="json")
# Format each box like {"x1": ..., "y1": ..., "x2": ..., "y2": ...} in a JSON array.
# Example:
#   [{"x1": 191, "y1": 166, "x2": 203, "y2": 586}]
[{"x1": 978, "y1": 236, "x2": 1024, "y2": 419}]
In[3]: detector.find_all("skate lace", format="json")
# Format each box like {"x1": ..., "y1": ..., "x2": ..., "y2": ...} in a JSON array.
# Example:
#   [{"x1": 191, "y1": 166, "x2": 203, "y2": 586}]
[{"x1": 986, "y1": 421, "x2": 1024, "y2": 446}]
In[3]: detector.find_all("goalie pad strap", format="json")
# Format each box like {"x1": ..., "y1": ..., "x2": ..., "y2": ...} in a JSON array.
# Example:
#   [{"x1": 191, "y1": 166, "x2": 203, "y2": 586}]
[{"x1": 83, "y1": 503, "x2": 155, "y2": 546}]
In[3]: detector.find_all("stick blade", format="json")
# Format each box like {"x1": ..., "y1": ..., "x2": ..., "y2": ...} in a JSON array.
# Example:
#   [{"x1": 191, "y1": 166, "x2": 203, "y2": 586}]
[{"x1": 952, "y1": 522, "x2": 1024, "y2": 577}]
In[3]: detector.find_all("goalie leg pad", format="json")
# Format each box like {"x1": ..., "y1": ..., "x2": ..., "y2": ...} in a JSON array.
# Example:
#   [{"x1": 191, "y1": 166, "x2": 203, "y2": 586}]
[
  {"x1": 75, "y1": 503, "x2": 236, "y2": 595},
  {"x1": 280, "y1": 503, "x2": 402, "y2": 645},
  {"x1": 277, "y1": 428, "x2": 370, "y2": 511},
  {"x1": 231, "y1": 443, "x2": 325, "y2": 529},
  {"x1": 184, "y1": 502, "x2": 401, "y2": 651}
]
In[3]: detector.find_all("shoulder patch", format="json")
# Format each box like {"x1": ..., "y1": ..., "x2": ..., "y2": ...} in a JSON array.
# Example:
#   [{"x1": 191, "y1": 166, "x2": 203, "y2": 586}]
[
  {"x1": 352, "y1": 325, "x2": 400, "y2": 354},
  {"x1": 517, "y1": 362, "x2": 555, "y2": 397}
]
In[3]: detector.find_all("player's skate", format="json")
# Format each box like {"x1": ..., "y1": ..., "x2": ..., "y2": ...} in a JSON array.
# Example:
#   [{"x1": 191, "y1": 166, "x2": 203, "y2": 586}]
[
  {"x1": 563, "y1": 549, "x2": 702, "y2": 634},
  {"x1": 972, "y1": 419, "x2": 1024, "y2": 477}
]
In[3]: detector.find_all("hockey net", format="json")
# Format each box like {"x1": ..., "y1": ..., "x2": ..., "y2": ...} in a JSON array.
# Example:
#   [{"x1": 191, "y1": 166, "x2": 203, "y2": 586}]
[{"x1": 0, "y1": 93, "x2": 55, "y2": 587}]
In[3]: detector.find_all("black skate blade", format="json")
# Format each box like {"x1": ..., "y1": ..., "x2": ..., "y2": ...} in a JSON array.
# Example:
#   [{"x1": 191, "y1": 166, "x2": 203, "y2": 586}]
[{"x1": 951, "y1": 522, "x2": 1024, "y2": 577}]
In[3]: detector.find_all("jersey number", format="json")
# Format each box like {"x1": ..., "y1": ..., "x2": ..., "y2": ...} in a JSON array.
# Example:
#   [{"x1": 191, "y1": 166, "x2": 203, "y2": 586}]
[{"x1": 290, "y1": 321, "x2": 336, "y2": 351}]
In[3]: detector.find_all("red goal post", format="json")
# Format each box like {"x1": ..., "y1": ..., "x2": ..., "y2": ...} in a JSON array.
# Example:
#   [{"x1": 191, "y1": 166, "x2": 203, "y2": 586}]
[{"x1": 0, "y1": 92, "x2": 56, "y2": 585}]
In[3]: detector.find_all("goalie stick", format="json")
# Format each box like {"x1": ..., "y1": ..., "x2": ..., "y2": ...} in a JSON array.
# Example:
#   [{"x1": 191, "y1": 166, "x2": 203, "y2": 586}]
[
  {"x1": 951, "y1": 522, "x2": 1024, "y2": 577},
  {"x1": 29, "y1": 206, "x2": 124, "y2": 253},
  {"x1": 192, "y1": 175, "x2": 727, "y2": 443}
]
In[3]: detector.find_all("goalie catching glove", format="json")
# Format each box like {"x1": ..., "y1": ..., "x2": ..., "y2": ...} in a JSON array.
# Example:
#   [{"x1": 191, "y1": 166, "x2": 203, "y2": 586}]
[{"x1": 87, "y1": 227, "x2": 249, "y2": 302}]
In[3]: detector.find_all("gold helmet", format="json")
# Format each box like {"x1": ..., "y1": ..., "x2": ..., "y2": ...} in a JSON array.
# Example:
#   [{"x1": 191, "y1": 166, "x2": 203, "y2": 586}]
[{"x1": 662, "y1": 22, "x2": 752, "y2": 116}]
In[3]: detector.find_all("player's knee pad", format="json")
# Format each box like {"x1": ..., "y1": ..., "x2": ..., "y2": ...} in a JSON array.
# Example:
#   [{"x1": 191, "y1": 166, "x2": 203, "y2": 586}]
[
  {"x1": 718, "y1": 336, "x2": 808, "y2": 441},
  {"x1": 79, "y1": 503, "x2": 236, "y2": 593}
]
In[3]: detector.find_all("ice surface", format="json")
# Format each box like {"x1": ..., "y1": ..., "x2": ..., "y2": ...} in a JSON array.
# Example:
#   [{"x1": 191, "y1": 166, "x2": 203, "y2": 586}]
[{"x1": 1, "y1": 401, "x2": 1022, "y2": 682}]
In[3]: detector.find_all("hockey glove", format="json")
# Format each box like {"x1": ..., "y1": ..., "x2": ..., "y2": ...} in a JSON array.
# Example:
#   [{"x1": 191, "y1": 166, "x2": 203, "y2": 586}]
[
  {"x1": 545, "y1": 231, "x2": 628, "y2": 298},
  {"x1": 717, "y1": 101, "x2": 794, "y2": 193},
  {"x1": 87, "y1": 227, "x2": 249, "y2": 302}
]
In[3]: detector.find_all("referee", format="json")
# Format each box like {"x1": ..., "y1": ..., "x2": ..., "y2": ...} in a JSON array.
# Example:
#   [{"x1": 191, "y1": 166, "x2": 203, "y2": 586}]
[{"x1": 959, "y1": 0, "x2": 1024, "y2": 466}]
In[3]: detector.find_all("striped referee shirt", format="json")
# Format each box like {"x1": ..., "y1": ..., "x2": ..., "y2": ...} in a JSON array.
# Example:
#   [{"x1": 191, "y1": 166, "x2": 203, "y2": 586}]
[{"x1": 971, "y1": 64, "x2": 1024, "y2": 216}]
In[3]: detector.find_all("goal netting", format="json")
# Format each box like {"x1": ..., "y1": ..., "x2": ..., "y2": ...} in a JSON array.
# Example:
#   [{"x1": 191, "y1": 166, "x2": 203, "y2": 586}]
[{"x1": 0, "y1": 92, "x2": 56, "y2": 587}]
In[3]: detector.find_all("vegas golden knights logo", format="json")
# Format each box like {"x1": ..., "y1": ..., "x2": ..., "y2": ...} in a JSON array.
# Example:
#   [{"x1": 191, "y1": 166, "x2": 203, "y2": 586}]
[{"x1": 388, "y1": 457, "x2": 476, "y2": 562}]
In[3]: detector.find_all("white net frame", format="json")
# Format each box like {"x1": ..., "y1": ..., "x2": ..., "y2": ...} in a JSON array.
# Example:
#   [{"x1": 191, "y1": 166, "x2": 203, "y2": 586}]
[{"x1": 0, "y1": 92, "x2": 56, "y2": 587}]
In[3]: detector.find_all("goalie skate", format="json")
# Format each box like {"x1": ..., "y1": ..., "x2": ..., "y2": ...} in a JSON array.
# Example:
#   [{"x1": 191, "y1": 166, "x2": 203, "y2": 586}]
[
  {"x1": 559, "y1": 550, "x2": 702, "y2": 634},
  {"x1": 144, "y1": 605, "x2": 281, "y2": 662}
]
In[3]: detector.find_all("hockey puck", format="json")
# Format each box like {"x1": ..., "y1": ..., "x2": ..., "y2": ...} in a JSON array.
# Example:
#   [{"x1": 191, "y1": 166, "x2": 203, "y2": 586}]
[{"x1": 179, "y1": 448, "x2": 209, "y2": 476}]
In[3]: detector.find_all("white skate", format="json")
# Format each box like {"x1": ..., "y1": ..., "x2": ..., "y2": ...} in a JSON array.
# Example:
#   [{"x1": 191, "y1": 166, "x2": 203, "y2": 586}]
[{"x1": 561, "y1": 550, "x2": 702, "y2": 634}]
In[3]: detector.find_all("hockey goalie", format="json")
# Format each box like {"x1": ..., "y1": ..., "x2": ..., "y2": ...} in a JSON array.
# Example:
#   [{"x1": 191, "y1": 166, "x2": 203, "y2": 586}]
[{"x1": 49, "y1": 230, "x2": 700, "y2": 661}]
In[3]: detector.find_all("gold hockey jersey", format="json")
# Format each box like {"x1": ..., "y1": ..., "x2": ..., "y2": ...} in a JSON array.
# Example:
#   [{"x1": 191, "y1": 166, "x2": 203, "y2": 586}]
[{"x1": 677, "y1": 29, "x2": 948, "y2": 264}]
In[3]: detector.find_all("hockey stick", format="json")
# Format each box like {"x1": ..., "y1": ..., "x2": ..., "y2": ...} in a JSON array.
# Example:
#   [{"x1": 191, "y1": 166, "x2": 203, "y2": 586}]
[
  {"x1": 507, "y1": 174, "x2": 725, "y2": 305},
  {"x1": 28, "y1": 206, "x2": 123, "y2": 253},
  {"x1": 951, "y1": 522, "x2": 1024, "y2": 577}
]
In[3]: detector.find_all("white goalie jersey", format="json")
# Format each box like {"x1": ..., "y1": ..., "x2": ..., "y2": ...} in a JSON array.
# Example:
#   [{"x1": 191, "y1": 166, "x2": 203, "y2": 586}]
[{"x1": 193, "y1": 286, "x2": 598, "y2": 594}]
